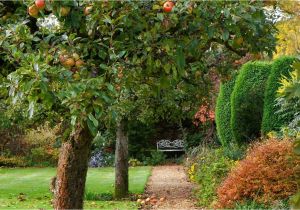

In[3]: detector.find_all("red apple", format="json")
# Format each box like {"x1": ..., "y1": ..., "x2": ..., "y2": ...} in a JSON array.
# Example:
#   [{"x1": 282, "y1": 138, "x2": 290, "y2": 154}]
[
  {"x1": 35, "y1": 0, "x2": 45, "y2": 9},
  {"x1": 163, "y1": 1, "x2": 174, "y2": 13},
  {"x1": 28, "y1": 5, "x2": 39, "y2": 18}
]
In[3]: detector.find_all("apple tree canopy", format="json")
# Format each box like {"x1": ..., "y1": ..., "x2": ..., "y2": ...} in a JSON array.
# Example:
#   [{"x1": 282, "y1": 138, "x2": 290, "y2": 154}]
[{"x1": 0, "y1": 0, "x2": 277, "y2": 135}]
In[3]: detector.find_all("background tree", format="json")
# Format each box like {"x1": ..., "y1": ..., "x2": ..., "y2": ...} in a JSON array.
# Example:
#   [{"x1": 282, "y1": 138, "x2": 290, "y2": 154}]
[
  {"x1": 270, "y1": 0, "x2": 300, "y2": 58},
  {"x1": 1, "y1": 0, "x2": 277, "y2": 208},
  {"x1": 274, "y1": 17, "x2": 300, "y2": 58}
]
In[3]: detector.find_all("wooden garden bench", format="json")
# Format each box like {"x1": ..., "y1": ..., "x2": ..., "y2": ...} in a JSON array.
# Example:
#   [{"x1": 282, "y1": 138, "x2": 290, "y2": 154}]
[{"x1": 156, "y1": 139, "x2": 185, "y2": 152}]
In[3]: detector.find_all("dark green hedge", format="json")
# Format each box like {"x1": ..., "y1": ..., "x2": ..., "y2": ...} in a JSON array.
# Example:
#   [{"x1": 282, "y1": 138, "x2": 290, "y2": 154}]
[
  {"x1": 261, "y1": 56, "x2": 295, "y2": 134},
  {"x1": 215, "y1": 75, "x2": 237, "y2": 146},
  {"x1": 231, "y1": 61, "x2": 272, "y2": 144}
]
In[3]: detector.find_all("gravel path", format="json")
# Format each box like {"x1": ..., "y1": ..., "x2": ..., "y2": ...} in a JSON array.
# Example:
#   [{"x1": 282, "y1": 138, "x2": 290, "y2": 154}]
[{"x1": 143, "y1": 165, "x2": 199, "y2": 210}]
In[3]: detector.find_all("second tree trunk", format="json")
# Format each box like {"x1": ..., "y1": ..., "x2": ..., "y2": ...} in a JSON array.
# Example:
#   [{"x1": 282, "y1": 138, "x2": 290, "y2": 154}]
[{"x1": 115, "y1": 120, "x2": 129, "y2": 199}]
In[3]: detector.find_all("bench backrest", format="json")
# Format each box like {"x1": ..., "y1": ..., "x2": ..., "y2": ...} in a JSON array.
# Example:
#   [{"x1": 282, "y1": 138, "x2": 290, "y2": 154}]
[{"x1": 156, "y1": 139, "x2": 185, "y2": 152}]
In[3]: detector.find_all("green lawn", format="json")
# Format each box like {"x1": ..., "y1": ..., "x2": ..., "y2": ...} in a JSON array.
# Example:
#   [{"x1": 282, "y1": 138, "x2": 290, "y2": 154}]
[{"x1": 0, "y1": 166, "x2": 151, "y2": 209}]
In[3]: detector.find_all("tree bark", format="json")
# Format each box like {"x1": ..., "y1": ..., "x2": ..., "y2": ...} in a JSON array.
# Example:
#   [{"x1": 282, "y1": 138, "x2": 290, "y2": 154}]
[
  {"x1": 53, "y1": 125, "x2": 92, "y2": 209},
  {"x1": 115, "y1": 120, "x2": 129, "y2": 199}
]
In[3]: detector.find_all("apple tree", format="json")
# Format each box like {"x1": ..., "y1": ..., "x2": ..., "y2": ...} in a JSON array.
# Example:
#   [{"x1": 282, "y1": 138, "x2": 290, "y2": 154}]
[{"x1": 1, "y1": 0, "x2": 277, "y2": 208}]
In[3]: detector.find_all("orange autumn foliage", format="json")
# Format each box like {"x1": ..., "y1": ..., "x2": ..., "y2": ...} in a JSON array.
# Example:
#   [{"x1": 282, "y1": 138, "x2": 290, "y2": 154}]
[
  {"x1": 216, "y1": 138, "x2": 300, "y2": 208},
  {"x1": 194, "y1": 103, "x2": 215, "y2": 126}
]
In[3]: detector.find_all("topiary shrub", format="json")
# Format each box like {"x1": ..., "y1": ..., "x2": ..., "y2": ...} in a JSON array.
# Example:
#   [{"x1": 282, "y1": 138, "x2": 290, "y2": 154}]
[
  {"x1": 231, "y1": 62, "x2": 272, "y2": 144},
  {"x1": 216, "y1": 138, "x2": 300, "y2": 208},
  {"x1": 215, "y1": 75, "x2": 237, "y2": 146},
  {"x1": 261, "y1": 56, "x2": 296, "y2": 134}
]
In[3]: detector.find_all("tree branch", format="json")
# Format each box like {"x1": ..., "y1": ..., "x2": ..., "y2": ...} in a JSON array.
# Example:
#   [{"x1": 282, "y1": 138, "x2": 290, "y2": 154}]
[{"x1": 211, "y1": 38, "x2": 247, "y2": 57}]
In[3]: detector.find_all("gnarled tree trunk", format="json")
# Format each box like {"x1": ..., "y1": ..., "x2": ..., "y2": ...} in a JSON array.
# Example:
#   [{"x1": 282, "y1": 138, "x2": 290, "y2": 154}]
[
  {"x1": 53, "y1": 125, "x2": 92, "y2": 209},
  {"x1": 115, "y1": 120, "x2": 129, "y2": 199}
]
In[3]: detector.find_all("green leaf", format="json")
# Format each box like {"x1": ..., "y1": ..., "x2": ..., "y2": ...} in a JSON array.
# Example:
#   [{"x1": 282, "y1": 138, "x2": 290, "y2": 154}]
[
  {"x1": 41, "y1": 92, "x2": 54, "y2": 108},
  {"x1": 94, "y1": 107, "x2": 102, "y2": 119},
  {"x1": 100, "y1": 64, "x2": 109, "y2": 70},
  {"x1": 222, "y1": 30, "x2": 229, "y2": 41},
  {"x1": 32, "y1": 37, "x2": 41, "y2": 42},
  {"x1": 28, "y1": 101, "x2": 35, "y2": 118},
  {"x1": 172, "y1": 66, "x2": 178, "y2": 79},
  {"x1": 152, "y1": 4, "x2": 161, "y2": 10},
  {"x1": 176, "y1": 46, "x2": 185, "y2": 74},
  {"x1": 207, "y1": 26, "x2": 215, "y2": 38},
  {"x1": 93, "y1": 99, "x2": 103, "y2": 106},
  {"x1": 157, "y1": 13, "x2": 164, "y2": 21},
  {"x1": 155, "y1": 59, "x2": 161, "y2": 68},
  {"x1": 117, "y1": 51, "x2": 126, "y2": 58},
  {"x1": 146, "y1": 55, "x2": 153, "y2": 72},
  {"x1": 223, "y1": 8, "x2": 230, "y2": 18},
  {"x1": 87, "y1": 118, "x2": 97, "y2": 136},
  {"x1": 88, "y1": 113, "x2": 99, "y2": 127},
  {"x1": 159, "y1": 76, "x2": 169, "y2": 89},
  {"x1": 103, "y1": 15, "x2": 112, "y2": 24},
  {"x1": 107, "y1": 83, "x2": 114, "y2": 92},
  {"x1": 188, "y1": 39, "x2": 199, "y2": 55},
  {"x1": 98, "y1": 50, "x2": 107, "y2": 60},
  {"x1": 71, "y1": 115, "x2": 77, "y2": 126},
  {"x1": 163, "y1": 63, "x2": 171, "y2": 74},
  {"x1": 101, "y1": 94, "x2": 111, "y2": 103}
]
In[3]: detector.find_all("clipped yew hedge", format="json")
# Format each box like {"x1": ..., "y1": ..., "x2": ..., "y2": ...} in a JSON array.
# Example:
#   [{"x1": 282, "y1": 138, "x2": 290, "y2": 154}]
[
  {"x1": 215, "y1": 75, "x2": 237, "y2": 146},
  {"x1": 261, "y1": 56, "x2": 295, "y2": 134},
  {"x1": 231, "y1": 61, "x2": 272, "y2": 144}
]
